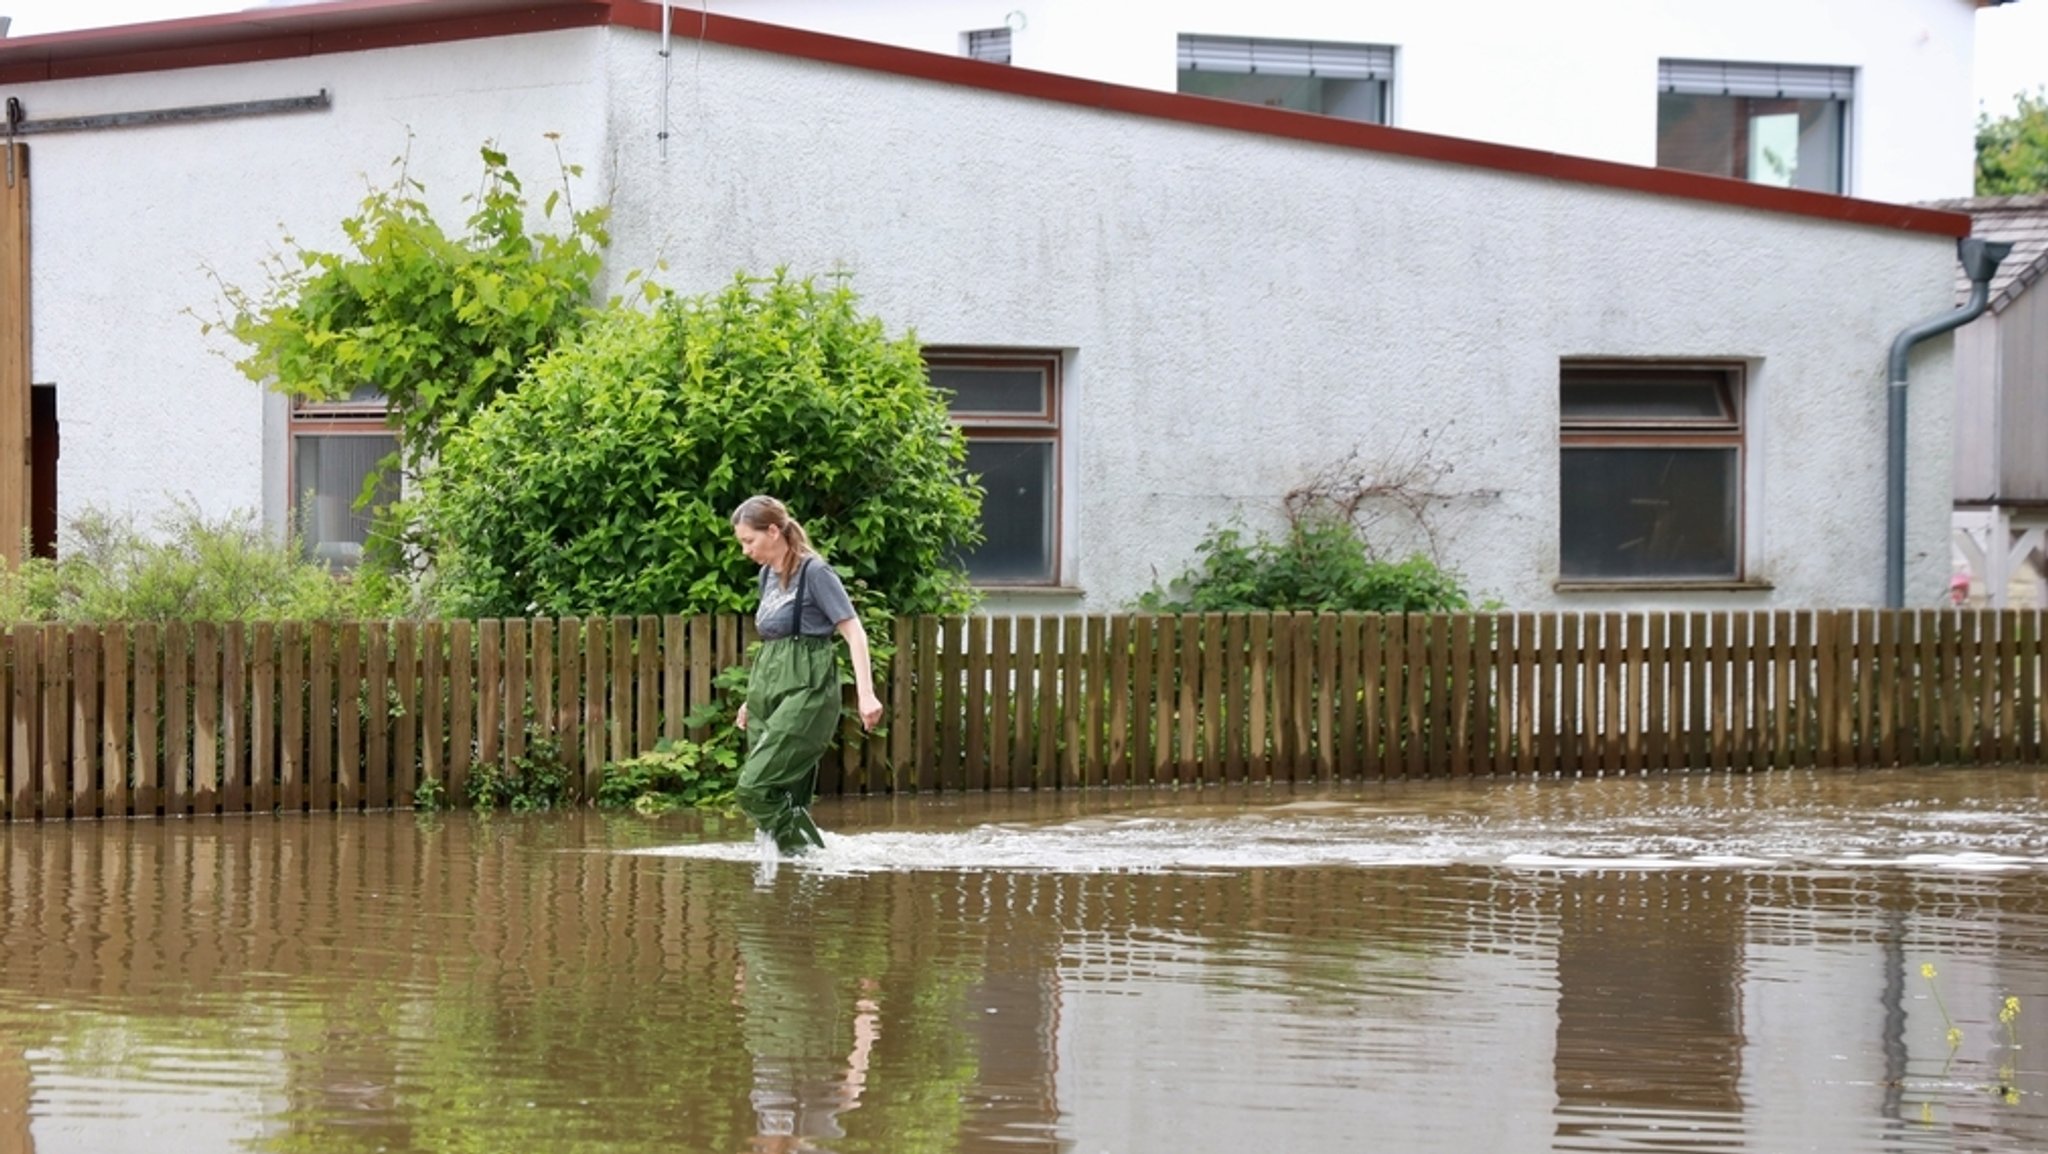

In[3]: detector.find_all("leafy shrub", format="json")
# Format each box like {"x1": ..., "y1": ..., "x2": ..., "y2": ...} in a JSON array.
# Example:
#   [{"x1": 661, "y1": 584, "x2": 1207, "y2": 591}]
[
  {"x1": 416, "y1": 269, "x2": 981, "y2": 619},
  {"x1": 466, "y1": 734, "x2": 574, "y2": 812},
  {"x1": 1140, "y1": 514, "x2": 1473, "y2": 613},
  {"x1": 0, "y1": 503, "x2": 390, "y2": 623},
  {"x1": 596, "y1": 664, "x2": 747, "y2": 814}
]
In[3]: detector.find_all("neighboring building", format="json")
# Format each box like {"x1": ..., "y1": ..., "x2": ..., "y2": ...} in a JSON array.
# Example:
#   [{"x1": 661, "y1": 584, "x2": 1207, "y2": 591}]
[
  {"x1": 699, "y1": 0, "x2": 2014, "y2": 203},
  {"x1": 1929, "y1": 194, "x2": 2048, "y2": 607},
  {"x1": 0, "y1": 0, "x2": 1972, "y2": 611}
]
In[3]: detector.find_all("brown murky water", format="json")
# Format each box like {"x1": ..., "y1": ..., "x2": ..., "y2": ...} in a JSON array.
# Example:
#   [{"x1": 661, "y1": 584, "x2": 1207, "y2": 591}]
[{"x1": 2, "y1": 767, "x2": 2046, "y2": 1153}]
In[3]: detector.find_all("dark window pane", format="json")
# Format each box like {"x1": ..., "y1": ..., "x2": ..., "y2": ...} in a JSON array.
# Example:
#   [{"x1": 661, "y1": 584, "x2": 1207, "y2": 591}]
[
  {"x1": 1176, "y1": 71, "x2": 1386, "y2": 123},
  {"x1": 1562, "y1": 378, "x2": 1731, "y2": 422},
  {"x1": 930, "y1": 366, "x2": 1048, "y2": 415},
  {"x1": 294, "y1": 433, "x2": 399, "y2": 569},
  {"x1": 1561, "y1": 447, "x2": 1738, "y2": 579},
  {"x1": 1657, "y1": 92, "x2": 1843, "y2": 193},
  {"x1": 958, "y1": 438, "x2": 1054, "y2": 582}
]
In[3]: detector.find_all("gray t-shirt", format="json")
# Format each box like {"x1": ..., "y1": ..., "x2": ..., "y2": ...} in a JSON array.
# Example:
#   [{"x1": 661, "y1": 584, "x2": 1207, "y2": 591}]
[{"x1": 755, "y1": 557, "x2": 857, "y2": 640}]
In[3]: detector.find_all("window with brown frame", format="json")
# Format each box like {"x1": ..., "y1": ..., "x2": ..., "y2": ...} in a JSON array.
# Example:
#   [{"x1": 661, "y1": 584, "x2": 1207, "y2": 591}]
[
  {"x1": 1559, "y1": 362, "x2": 1744, "y2": 582},
  {"x1": 924, "y1": 349, "x2": 1061, "y2": 585},
  {"x1": 287, "y1": 384, "x2": 399, "y2": 570}
]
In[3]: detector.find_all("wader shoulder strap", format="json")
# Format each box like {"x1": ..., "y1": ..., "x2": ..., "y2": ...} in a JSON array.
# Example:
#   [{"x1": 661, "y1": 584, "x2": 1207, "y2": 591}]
[{"x1": 792, "y1": 556, "x2": 811, "y2": 637}]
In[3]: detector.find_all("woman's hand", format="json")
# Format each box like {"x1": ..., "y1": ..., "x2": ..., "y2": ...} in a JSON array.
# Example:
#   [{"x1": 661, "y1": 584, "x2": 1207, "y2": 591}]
[
  {"x1": 856, "y1": 691, "x2": 883, "y2": 731},
  {"x1": 735, "y1": 702, "x2": 749, "y2": 731}
]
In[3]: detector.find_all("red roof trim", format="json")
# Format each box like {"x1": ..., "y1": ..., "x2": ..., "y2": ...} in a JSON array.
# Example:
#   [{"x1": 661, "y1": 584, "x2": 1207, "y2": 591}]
[{"x1": 0, "y1": 0, "x2": 1973, "y2": 240}]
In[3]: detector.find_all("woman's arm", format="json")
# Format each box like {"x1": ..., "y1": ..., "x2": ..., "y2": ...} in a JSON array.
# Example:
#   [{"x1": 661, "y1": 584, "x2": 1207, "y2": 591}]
[{"x1": 835, "y1": 615, "x2": 885, "y2": 730}]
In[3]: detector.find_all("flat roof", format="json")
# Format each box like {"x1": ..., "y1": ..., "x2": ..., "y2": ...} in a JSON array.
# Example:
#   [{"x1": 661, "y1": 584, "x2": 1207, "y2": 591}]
[{"x1": 0, "y1": 0, "x2": 1972, "y2": 239}]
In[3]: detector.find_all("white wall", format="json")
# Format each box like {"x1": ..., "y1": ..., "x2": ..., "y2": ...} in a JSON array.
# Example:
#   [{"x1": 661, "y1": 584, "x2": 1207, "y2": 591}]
[
  {"x1": 703, "y1": 0, "x2": 1983, "y2": 203},
  {"x1": 16, "y1": 20, "x2": 1962, "y2": 612},
  {"x1": 603, "y1": 27, "x2": 1958, "y2": 610},
  {"x1": 22, "y1": 30, "x2": 611, "y2": 536}
]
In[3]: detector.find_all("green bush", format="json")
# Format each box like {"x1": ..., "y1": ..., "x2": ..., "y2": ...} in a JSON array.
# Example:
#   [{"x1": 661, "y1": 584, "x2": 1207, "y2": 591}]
[
  {"x1": 1140, "y1": 514, "x2": 1473, "y2": 613},
  {"x1": 596, "y1": 664, "x2": 748, "y2": 813},
  {"x1": 415, "y1": 269, "x2": 982, "y2": 619},
  {"x1": 466, "y1": 734, "x2": 574, "y2": 812},
  {"x1": 0, "y1": 503, "x2": 389, "y2": 623}
]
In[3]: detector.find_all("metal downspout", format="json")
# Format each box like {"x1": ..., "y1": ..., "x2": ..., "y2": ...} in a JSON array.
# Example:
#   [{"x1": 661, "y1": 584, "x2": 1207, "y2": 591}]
[{"x1": 1884, "y1": 237, "x2": 2010, "y2": 608}]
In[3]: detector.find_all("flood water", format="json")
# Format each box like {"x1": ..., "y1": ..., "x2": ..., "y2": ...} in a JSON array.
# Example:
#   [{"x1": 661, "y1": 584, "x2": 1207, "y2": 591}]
[{"x1": 2, "y1": 767, "x2": 2046, "y2": 1153}]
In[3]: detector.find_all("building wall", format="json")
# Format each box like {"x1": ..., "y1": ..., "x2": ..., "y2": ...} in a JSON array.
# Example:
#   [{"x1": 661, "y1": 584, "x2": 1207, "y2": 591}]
[
  {"x1": 704, "y1": 0, "x2": 1983, "y2": 203},
  {"x1": 604, "y1": 27, "x2": 1958, "y2": 611},
  {"x1": 20, "y1": 29, "x2": 612, "y2": 536},
  {"x1": 16, "y1": 20, "x2": 1962, "y2": 612}
]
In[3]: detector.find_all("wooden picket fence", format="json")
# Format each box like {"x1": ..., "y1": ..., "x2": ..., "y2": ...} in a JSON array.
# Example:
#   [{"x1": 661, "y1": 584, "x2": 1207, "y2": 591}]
[{"x1": 0, "y1": 609, "x2": 2041, "y2": 821}]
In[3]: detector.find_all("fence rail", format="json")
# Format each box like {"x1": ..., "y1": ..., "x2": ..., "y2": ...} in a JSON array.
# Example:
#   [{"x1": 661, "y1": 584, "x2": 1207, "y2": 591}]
[{"x1": 0, "y1": 609, "x2": 2040, "y2": 821}]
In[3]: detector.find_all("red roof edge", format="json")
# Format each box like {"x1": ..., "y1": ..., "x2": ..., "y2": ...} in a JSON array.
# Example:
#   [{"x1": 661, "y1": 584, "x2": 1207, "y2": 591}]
[{"x1": 0, "y1": 0, "x2": 1976, "y2": 240}]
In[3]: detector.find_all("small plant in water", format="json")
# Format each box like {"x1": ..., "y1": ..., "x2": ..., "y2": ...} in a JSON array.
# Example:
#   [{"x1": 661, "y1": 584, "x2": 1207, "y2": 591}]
[
  {"x1": 1921, "y1": 963, "x2": 1964, "y2": 1051},
  {"x1": 413, "y1": 777, "x2": 447, "y2": 812},
  {"x1": 467, "y1": 734, "x2": 574, "y2": 812}
]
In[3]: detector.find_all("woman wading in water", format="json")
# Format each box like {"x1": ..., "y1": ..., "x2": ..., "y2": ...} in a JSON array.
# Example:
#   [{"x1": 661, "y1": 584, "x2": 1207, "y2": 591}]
[{"x1": 731, "y1": 496, "x2": 884, "y2": 857}]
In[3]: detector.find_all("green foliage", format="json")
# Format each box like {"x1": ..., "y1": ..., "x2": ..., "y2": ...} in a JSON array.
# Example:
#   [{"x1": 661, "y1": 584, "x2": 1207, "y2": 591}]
[
  {"x1": 416, "y1": 269, "x2": 982, "y2": 618},
  {"x1": 1976, "y1": 88, "x2": 2048, "y2": 195},
  {"x1": 0, "y1": 503, "x2": 390, "y2": 623},
  {"x1": 597, "y1": 664, "x2": 747, "y2": 813},
  {"x1": 465, "y1": 734, "x2": 574, "y2": 812},
  {"x1": 412, "y1": 777, "x2": 448, "y2": 812},
  {"x1": 213, "y1": 139, "x2": 608, "y2": 469},
  {"x1": 1139, "y1": 514, "x2": 1473, "y2": 613}
]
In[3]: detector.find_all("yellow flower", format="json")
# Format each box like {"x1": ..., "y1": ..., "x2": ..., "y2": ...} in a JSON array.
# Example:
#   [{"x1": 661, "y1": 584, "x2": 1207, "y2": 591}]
[
  {"x1": 1921, "y1": 963, "x2": 1937, "y2": 979},
  {"x1": 2001, "y1": 996, "x2": 2021, "y2": 1024},
  {"x1": 1947, "y1": 1026, "x2": 1964, "y2": 1049}
]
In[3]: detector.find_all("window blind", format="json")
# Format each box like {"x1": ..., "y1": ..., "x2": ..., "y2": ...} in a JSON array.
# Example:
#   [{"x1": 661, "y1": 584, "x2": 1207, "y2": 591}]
[
  {"x1": 1659, "y1": 59, "x2": 1853, "y2": 101},
  {"x1": 1178, "y1": 34, "x2": 1394, "y2": 79},
  {"x1": 966, "y1": 28, "x2": 1011, "y2": 65}
]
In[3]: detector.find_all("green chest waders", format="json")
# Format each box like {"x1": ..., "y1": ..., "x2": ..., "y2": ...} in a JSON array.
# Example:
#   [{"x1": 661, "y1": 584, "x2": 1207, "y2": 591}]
[{"x1": 737, "y1": 559, "x2": 839, "y2": 855}]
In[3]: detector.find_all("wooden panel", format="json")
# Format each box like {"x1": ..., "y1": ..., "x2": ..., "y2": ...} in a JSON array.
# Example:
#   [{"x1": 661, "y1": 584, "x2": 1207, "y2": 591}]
[
  {"x1": 531, "y1": 618, "x2": 555, "y2": 764},
  {"x1": 1040, "y1": 616, "x2": 1063, "y2": 787},
  {"x1": 1106, "y1": 615, "x2": 1130, "y2": 787},
  {"x1": 913, "y1": 616, "x2": 939, "y2": 792},
  {"x1": 1202, "y1": 614, "x2": 1225, "y2": 783},
  {"x1": 192, "y1": 622, "x2": 220, "y2": 815},
  {"x1": 1997, "y1": 287, "x2": 2048, "y2": 499},
  {"x1": 1245, "y1": 614, "x2": 1268, "y2": 780},
  {"x1": 1314, "y1": 615, "x2": 1337, "y2": 781},
  {"x1": 934, "y1": 617, "x2": 962, "y2": 792},
  {"x1": 1333, "y1": 615, "x2": 1359, "y2": 780},
  {"x1": 41, "y1": 624, "x2": 67, "y2": 817},
  {"x1": 279, "y1": 623, "x2": 304, "y2": 812},
  {"x1": 420, "y1": 622, "x2": 445, "y2": 804},
  {"x1": 1177, "y1": 613, "x2": 1200, "y2": 784},
  {"x1": 309, "y1": 623, "x2": 333, "y2": 812},
  {"x1": 1151, "y1": 616, "x2": 1173, "y2": 785},
  {"x1": 102, "y1": 624, "x2": 129, "y2": 816},
  {"x1": 608, "y1": 618, "x2": 630, "y2": 766},
  {"x1": 1082, "y1": 615, "x2": 1106, "y2": 787},
  {"x1": 251, "y1": 623, "x2": 275, "y2": 814},
  {"x1": 558, "y1": 618, "x2": 581, "y2": 784},
  {"x1": 987, "y1": 616, "x2": 1013, "y2": 792},
  {"x1": 335, "y1": 622, "x2": 360, "y2": 811},
  {"x1": 221, "y1": 623, "x2": 246, "y2": 813},
  {"x1": 0, "y1": 146, "x2": 31, "y2": 569},
  {"x1": 71, "y1": 626, "x2": 98, "y2": 816},
  {"x1": 965, "y1": 616, "x2": 989, "y2": 791},
  {"x1": 1403, "y1": 614, "x2": 1428, "y2": 779},
  {"x1": 450, "y1": 619, "x2": 474, "y2": 803},
  {"x1": 365, "y1": 621, "x2": 389, "y2": 810},
  {"x1": 11, "y1": 627, "x2": 35, "y2": 818},
  {"x1": 392, "y1": 621, "x2": 417, "y2": 807},
  {"x1": 1128, "y1": 616, "x2": 1154, "y2": 786},
  {"x1": 635, "y1": 616, "x2": 658, "y2": 760}
]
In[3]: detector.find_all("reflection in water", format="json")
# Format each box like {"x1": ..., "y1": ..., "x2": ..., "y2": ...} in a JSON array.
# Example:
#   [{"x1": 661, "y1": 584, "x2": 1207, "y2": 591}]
[{"x1": 0, "y1": 768, "x2": 2043, "y2": 1152}]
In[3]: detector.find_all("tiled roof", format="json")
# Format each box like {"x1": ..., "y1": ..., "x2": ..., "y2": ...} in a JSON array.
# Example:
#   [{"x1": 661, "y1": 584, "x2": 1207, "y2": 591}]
[{"x1": 1922, "y1": 194, "x2": 2048, "y2": 312}]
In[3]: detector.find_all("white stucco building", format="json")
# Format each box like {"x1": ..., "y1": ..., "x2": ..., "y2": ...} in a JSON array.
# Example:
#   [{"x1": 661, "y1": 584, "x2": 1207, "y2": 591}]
[
  {"x1": 701, "y1": 0, "x2": 2013, "y2": 204},
  {"x1": 0, "y1": 0, "x2": 1982, "y2": 611}
]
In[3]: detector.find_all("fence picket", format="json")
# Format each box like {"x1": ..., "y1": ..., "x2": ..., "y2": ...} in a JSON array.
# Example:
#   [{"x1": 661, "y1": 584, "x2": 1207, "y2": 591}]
[
  {"x1": 103, "y1": 624, "x2": 130, "y2": 816},
  {"x1": 280, "y1": 623, "x2": 304, "y2": 812}
]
